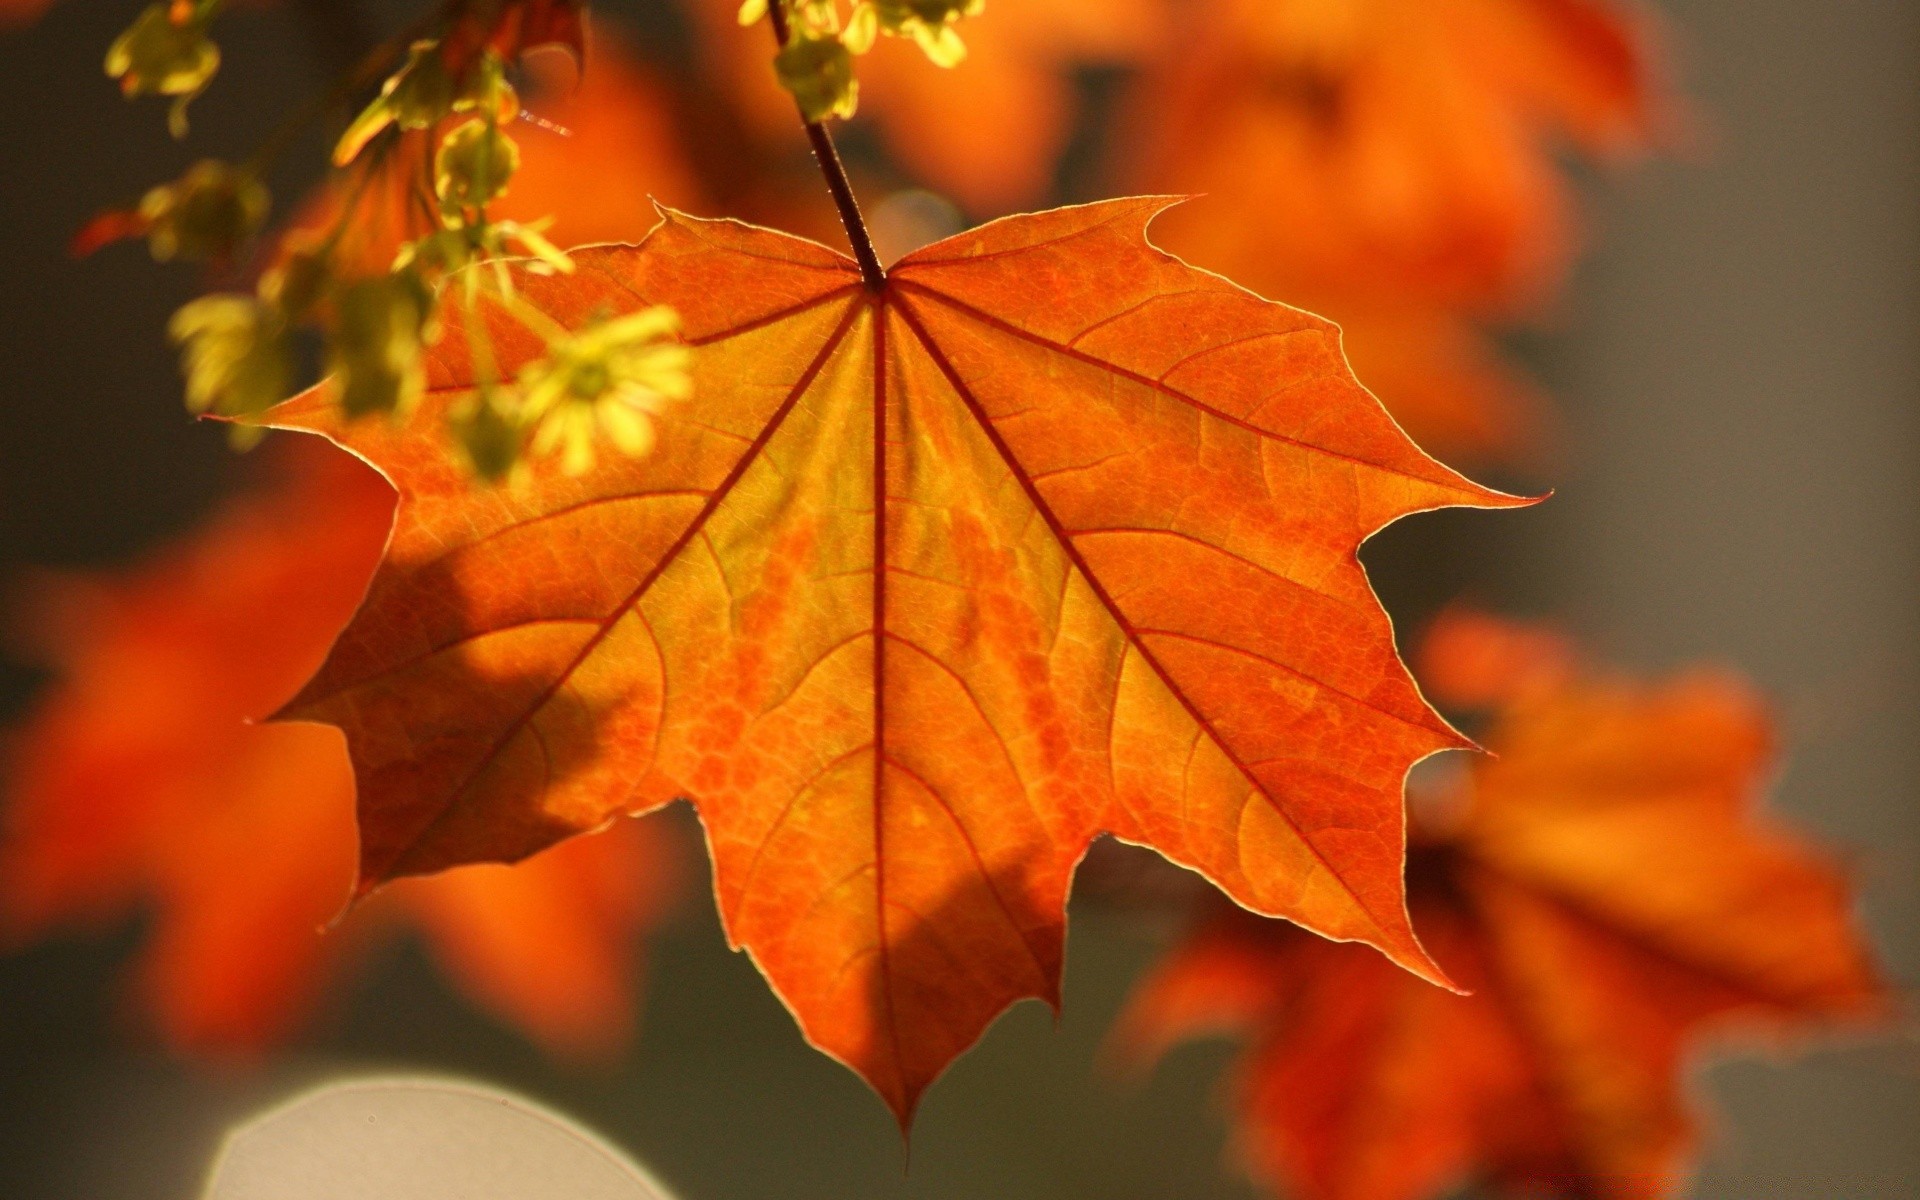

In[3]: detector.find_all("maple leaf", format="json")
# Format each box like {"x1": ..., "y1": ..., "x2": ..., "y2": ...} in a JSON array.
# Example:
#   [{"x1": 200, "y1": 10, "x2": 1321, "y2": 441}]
[
  {"x1": 264, "y1": 197, "x2": 1526, "y2": 1122},
  {"x1": 1111, "y1": 611, "x2": 1890, "y2": 1200},
  {"x1": 0, "y1": 436, "x2": 676, "y2": 1058}
]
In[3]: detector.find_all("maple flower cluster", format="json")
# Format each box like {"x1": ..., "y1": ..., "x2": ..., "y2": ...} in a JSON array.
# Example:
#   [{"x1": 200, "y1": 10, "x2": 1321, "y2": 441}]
[
  {"x1": 741, "y1": 0, "x2": 984, "y2": 121},
  {"x1": 98, "y1": 0, "x2": 691, "y2": 482}
]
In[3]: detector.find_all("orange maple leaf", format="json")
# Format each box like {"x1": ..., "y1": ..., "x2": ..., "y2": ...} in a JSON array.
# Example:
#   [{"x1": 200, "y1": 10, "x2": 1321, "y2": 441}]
[
  {"x1": 263, "y1": 198, "x2": 1527, "y2": 1123},
  {"x1": 0, "y1": 436, "x2": 677, "y2": 1059},
  {"x1": 1112, "y1": 610, "x2": 1890, "y2": 1200}
]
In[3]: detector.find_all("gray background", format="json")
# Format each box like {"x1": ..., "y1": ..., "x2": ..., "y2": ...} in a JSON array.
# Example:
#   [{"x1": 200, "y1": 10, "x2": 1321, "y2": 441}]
[{"x1": 0, "y1": 1, "x2": 1914, "y2": 1197}]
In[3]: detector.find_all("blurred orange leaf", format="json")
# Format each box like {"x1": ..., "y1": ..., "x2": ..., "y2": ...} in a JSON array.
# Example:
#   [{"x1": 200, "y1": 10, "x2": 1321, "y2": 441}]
[
  {"x1": 686, "y1": 0, "x2": 1160, "y2": 214},
  {"x1": 0, "y1": 437, "x2": 676, "y2": 1059},
  {"x1": 1113, "y1": 611, "x2": 1888, "y2": 1200},
  {"x1": 0, "y1": 0, "x2": 53, "y2": 25},
  {"x1": 1125, "y1": 0, "x2": 1666, "y2": 310},
  {"x1": 502, "y1": 30, "x2": 707, "y2": 245},
  {"x1": 852, "y1": 0, "x2": 1162, "y2": 213},
  {"x1": 1327, "y1": 303, "x2": 1549, "y2": 466},
  {"x1": 264, "y1": 198, "x2": 1524, "y2": 1123},
  {"x1": 1118, "y1": 0, "x2": 1670, "y2": 466},
  {"x1": 284, "y1": 21, "x2": 700, "y2": 278}
]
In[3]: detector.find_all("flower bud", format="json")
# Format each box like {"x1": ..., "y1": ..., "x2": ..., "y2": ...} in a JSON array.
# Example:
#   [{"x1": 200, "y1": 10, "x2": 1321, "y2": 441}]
[
  {"x1": 105, "y1": 1, "x2": 220, "y2": 137},
  {"x1": 435, "y1": 119, "x2": 521, "y2": 218},
  {"x1": 260, "y1": 239, "x2": 332, "y2": 319},
  {"x1": 139, "y1": 160, "x2": 268, "y2": 264},
  {"x1": 326, "y1": 271, "x2": 435, "y2": 418},
  {"x1": 168, "y1": 294, "x2": 293, "y2": 434}
]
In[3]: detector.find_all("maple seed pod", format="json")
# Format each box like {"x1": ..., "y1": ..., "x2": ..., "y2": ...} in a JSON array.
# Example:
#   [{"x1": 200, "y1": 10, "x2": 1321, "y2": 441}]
[
  {"x1": 139, "y1": 160, "x2": 268, "y2": 264},
  {"x1": 105, "y1": 0, "x2": 221, "y2": 137},
  {"x1": 335, "y1": 43, "x2": 521, "y2": 167},
  {"x1": 435, "y1": 119, "x2": 522, "y2": 217},
  {"x1": 168, "y1": 294, "x2": 293, "y2": 440},
  {"x1": 521, "y1": 305, "x2": 690, "y2": 475},
  {"x1": 775, "y1": 31, "x2": 859, "y2": 122},
  {"x1": 326, "y1": 272, "x2": 435, "y2": 419}
]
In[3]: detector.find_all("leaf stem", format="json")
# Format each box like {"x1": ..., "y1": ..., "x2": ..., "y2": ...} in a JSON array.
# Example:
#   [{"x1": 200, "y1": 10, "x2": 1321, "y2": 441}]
[{"x1": 766, "y1": 3, "x2": 886, "y2": 292}]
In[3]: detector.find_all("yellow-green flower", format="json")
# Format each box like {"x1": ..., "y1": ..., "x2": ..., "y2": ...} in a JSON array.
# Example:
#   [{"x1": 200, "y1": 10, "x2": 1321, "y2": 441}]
[
  {"x1": 775, "y1": 31, "x2": 859, "y2": 122},
  {"x1": 334, "y1": 43, "x2": 518, "y2": 166},
  {"x1": 138, "y1": 160, "x2": 267, "y2": 263},
  {"x1": 435, "y1": 118, "x2": 521, "y2": 219},
  {"x1": 168, "y1": 294, "x2": 292, "y2": 439},
  {"x1": 866, "y1": 0, "x2": 980, "y2": 66},
  {"x1": 105, "y1": 1, "x2": 221, "y2": 137},
  {"x1": 260, "y1": 239, "x2": 332, "y2": 320},
  {"x1": 396, "y1": 218, "x2": 571, "y2": 283},
  {"x1": 521, "y1": 307, "x2": 690, "y2": 475},
  {"x1": 326, "y1": 272, "x2": 435, "y2": 419},
  {"x1": 743, "y1": 0, "x2": 976, "y2": 118},
  {"x1": 738, "y1": 0, "x2": 840, "y2": 30}
]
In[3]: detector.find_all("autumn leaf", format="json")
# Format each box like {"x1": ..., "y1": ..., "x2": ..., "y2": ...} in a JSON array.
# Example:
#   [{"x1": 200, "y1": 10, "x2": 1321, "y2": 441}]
[
  {"x1": 264, "y1": 197, "x2": 1526, "y2": 1122},
  {"x1": 0, "y1": 436, "x2": 677, "y2": 1058},
  {"x1": 1111, "y1": 611, "x2": 1889, "y2": 1200}
]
